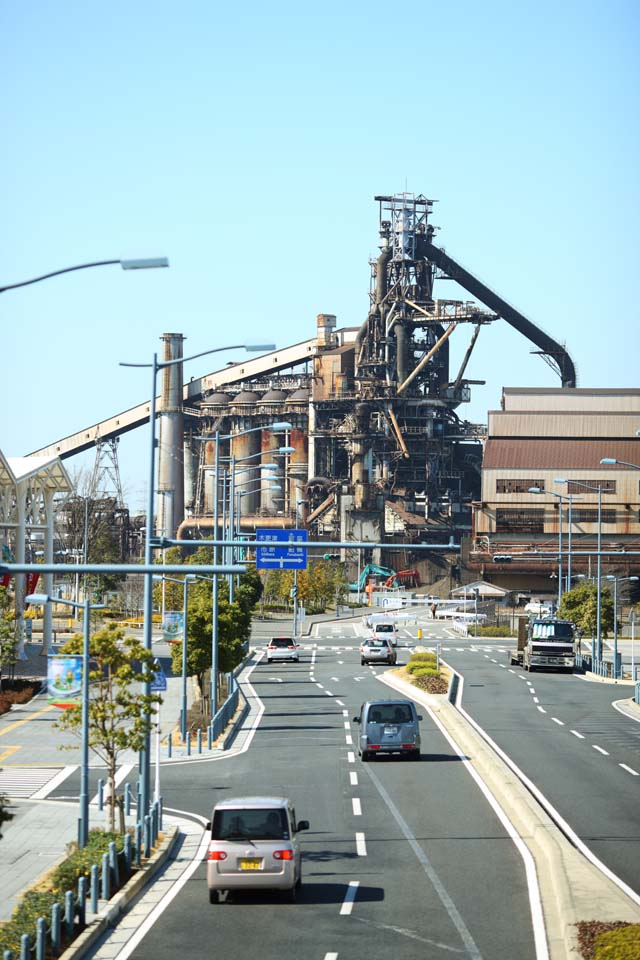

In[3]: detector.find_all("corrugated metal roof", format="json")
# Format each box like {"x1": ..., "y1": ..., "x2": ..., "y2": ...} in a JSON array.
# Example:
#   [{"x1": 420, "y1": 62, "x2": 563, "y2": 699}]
[{"x1": 483, "y1": 439, "x2": 640, "y2": 470}]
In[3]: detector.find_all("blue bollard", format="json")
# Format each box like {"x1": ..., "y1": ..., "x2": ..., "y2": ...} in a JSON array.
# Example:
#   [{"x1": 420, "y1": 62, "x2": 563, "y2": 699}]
[
  {"x1": 97, "y1": 778, "x2": 104, "y2": 811},
  {"x1": 101, "y1": 852, "x2": 110, "y2": 901},
  {"x1": 167, "y1": 733, "x2": 172, "y2": 758},
  {"x1": 109, "y1": 840, "x2": 120, "y2": 888},
  {"x1": 20, "y1": 933, "x2": 30, "y2": 960},
  {"x1": 207, "y1": 725, "x2": 213, "y2": 750},
  {"x1": 35, "y1": 917, "x2": 46, "y2": 960},
  {"x1": 64, "y1": 890, "x2": 74, "y2": 939},
  {"x1": 77, "y1": 876, "x2": 87, "y2": 926},
  {"x1": 197, "y1": 729, "x2": 202, "y2": 754},
  {"x1": 186, "y1": 731, "x2": 191, "y2": 756},
  {"x1": 144, "y1": 815, "x2": 151, "y2": 858},
  {"x1": 51, "y1": 902, "x2": 61, "y2": 953},
  {"x1": 135, "y1": 821, "x2": 142, "y2": 866},
  {"x1": 124, "y1": 782, "x2": 131, "y2": 816},
  {"x1": 90, "y1": 863, "x2": 99, "y2": 913},
  {"x1": 4, "y1": 949, "x2": 15, "y2": 960},
  {"x1": 159, "y1": 796, "x2": 164, "y2": 831},
  {"x1": 124, "y1": 834, "x2": 132, "y2": 874}
]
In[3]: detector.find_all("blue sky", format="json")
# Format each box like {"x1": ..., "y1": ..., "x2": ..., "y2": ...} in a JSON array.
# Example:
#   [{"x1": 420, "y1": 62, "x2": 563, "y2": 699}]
[{"x1": 2, "y1": 0, "x2": 639, "y2": 510}]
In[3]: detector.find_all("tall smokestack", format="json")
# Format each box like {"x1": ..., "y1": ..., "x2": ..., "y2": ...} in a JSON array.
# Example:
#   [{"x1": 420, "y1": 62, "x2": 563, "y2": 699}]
[{"x1": 157, "y1": 333, "x2": 185, "y2": 538}]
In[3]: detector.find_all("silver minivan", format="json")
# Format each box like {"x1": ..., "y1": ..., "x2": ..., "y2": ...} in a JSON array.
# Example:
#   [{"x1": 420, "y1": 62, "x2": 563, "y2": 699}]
[
  {"x1": 206, "y1": 796, "x2": 309, "y2": 903},
  {"x1": 353, "y1": 699, "x2": 422, "y2": 761}
]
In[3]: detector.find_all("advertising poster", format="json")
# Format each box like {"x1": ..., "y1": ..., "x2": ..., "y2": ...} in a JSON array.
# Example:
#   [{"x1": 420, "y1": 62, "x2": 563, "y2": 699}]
[
  {"x1": 48, "y1": 655, "x2": 82, "y2": 708},
  {"x1": 162, "y1": 612, "x2": 183, "y2": 642}
]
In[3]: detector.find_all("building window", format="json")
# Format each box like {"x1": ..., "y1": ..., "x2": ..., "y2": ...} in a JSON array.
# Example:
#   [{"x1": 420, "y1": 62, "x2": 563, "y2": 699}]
[
  {"x1": 572, "y1": 509, "x2": 616, "y2": 524},
  {"x1": 496, "y1": 479, "x2": 545, "y2": 494},
  {"x1": 496, "y1": 509, "x2": 544, "y2": 533},
  {"x1": 567, "y1": 479, "x2": 616, "y2": 495}
]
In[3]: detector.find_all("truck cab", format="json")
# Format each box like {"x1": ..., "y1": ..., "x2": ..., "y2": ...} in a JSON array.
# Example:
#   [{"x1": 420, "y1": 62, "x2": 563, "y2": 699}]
[{"x1": 510, "y1": 617, "x2": 576, "y2": 672}]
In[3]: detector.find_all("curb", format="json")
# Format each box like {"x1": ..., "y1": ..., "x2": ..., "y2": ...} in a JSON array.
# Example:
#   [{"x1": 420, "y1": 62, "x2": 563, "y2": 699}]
[
  {"x1": 58, "y1": 825, "x2": 181, "y2": 960},
  {"x1": 379, "y1": 670, "x2": 640, "y2": 960}
]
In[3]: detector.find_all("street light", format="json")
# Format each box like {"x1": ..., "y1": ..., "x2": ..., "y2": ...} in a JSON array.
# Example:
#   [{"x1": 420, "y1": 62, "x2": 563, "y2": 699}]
[
  {"x1": 605, "y1": 575, "x2": 639, "y2": 679},
  {"x1": 600, "y1": 458, "x2": 640, "y2": 470},
  {"x1": 153, "y1": 573, "x2": 196, "y2": 743},
  {"x1": 555, "y1": 478, "x2": 603, "y2": 661},
  {"x1": 120, "y1": 341, "x2": 276, "y2": 823},
  {"x1": 207, "y1": 421, "x2": 290, "y2": 717},
  {"x1": 26, "y1": 591, "x2": 105, "y2": 849},
  {"x1": 0, "y1": 257, "x2": 169, "y2": 292},
  {"x1": 528, "y1": 488, "x2": 582, "y2": 598}
]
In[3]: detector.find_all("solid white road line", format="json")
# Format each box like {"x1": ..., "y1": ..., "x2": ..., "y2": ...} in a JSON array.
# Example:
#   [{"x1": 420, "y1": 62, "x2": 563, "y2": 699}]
[
  {"x1": 355, "y1": 832, "x2": 367, "y2": 856},
  {"x1": 350, "y1": 771, "x2": 358, "y2": 786},
  {"x1": 340, "y1": 880, "x2": 360, "y2": 915},
  {"x1": 593, "y1": 745, "x2": 609, "y2": 755},
  {"x1": 619, "y1": 764, "x2": 639, "y2": 776},
  {"x1": 31, "y1": 765, "x2": 78, "y2": 800},
  {"x1": 352, "y1": 798, "x2": 362, "y2": 816},
  {"x1": 570, "y1": 730, "x2": 585, "y2": 739}
]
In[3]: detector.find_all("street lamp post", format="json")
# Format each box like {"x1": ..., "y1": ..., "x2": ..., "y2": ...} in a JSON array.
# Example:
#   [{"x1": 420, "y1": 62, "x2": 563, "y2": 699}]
[
  {"x1": 555, "y1": 478, "x2": 603, "y2": 661},
  {"x1": 120, "y1": 341, "x2": 276, "y2": 822},
  {"x1": 605, "y1": 575, "x2": 639, "y2": 679},
  {"x1": 0, "y1": 257, "x2": 169, "y2": 293},
  {"x1": 529, "y1": 488, "x2": 582, "y2": 604},
  {"x1": 26, "y1": 591, "x2": 105, "y2": 849}
]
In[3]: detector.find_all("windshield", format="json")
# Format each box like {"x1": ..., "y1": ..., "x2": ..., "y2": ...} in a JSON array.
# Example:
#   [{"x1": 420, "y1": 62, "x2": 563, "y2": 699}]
[
  {"x1": 367, "y1": 704, "x2": 413, "y2": 724},
  {"x1": 212, "y1": 808, "x2": 289, "y2": 841},
  {"x1": 375, "y1": 624, "x2": 394, "y2": 632},
  {"x1": 531, "y1": 621, "x2": 574, "y2": 640}
]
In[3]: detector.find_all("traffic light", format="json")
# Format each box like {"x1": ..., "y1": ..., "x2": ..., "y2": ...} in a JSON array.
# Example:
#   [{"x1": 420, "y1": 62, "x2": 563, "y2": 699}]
[{"x1": 323, "y1": 553, "x2": 340, "y2": 560}]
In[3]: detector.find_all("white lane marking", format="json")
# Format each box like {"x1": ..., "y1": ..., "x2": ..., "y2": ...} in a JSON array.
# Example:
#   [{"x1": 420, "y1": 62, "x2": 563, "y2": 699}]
[
  {"x1": 331, "y1": 676, "x2": 340, "y2": 681},
  {"x1": 347, "y1": 752, "x2": 355, "y2": 763},
  {"x1": 619, "y1": 764, "x2": 639, "y2": 776},
  {"x1": 551, "y1": 718, "x2": 564, "y2": 726},
  {"x1": 593, "y1": 745, "x2": 609, "y2": 756},
  {"x1": 342, "y1": 710, "x2": 349, "y2": 717},
  {"x1": 350, "y1": 771, "x2": 358, "y2": 786},
  {"x1": 326, "y1": 691, "x2": 333, "y2": 696},
  {"x1": 570, "y1": 730, "x2": 585, "y2": 739},
  {"x1": 354, "y1": 677, "x2": 362, "y2": 682},
  {"x1": 315, "y1": 682, "x2": 324, "y2": 689},
  {"x1": 352, "y1": 798, "x2": 362, "y2": 816},
  {"x1": 345, "y1": 735, "x2": 353, "y2": 745},
  {"x1": 529, "y1": 689, "x2": 536, "y2": 695},
  {"x1": 344, "y1": 722, "x2": 350, "y2": 730},
  {"x1": 340, "y1": 880, "x2": 359, "y2": 915},
  {"x1": 338, "y1": 660, "x2": 344, "y2": 664},
  {"x1": 336, "y1": 700, "x2": 345, "y2": 707},
  {"x1": 526, "y1": 680, "x2": 532, "y2": 686},
  {"x1": 324, "y1": 954, "x2": 339, "y2": 960},
  {"x1": 363, "y1": 764, "x2": 484, "y2": 960},
  {"x1": 508, "y1": 669, "x2": 516, "y2": 674},
  {"x1": 490, "y1": 658, "x2": 497, "y2": 663},
  {"x1": 533, "y1": 697, "x2": 539, "y2": 704},
  {"x1": 31, "y1": 765, "x2": 78, "y2": 800},
  {"x1": 355, "y1": 832, "x2": 367, "y2": 856},
  {"x1": 499, "y1": 664, "x2": 506, "y2": 669},
  {"x1": 537, "y1": 706, "x2": 547, "y2": 714}
]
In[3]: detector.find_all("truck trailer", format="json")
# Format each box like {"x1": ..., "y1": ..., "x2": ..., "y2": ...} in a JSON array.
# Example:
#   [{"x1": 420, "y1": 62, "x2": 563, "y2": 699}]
[{"x1": 509, "y1": 617, "x2": 576, "y2": 672}]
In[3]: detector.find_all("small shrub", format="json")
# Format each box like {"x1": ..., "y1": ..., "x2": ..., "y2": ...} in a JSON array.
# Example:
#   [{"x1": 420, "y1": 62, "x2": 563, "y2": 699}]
[
  {"x1": 593, "y1": 923, "x2": 640, "y2": 959},
  {"x1": 408, "y1": 652, "x2": 437, "y2": 663},
  {"x1": 474, "y1": 625, "x2": 513, "y2": 638},
  {"x1": 406, "y1": 660, "x2": 436, "y2": 675},
  {"x1": 575, "y1": 921, "x2": 638, "y2": 959}
]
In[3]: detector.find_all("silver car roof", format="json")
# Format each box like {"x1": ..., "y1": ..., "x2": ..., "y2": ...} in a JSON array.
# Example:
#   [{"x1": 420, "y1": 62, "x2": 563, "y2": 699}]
[{"x1": 213, "y1": 796, "x2": 290, "y2": 811}]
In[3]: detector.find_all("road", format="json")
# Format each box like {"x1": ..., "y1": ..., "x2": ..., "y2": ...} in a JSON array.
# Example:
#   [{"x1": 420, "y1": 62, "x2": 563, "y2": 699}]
[{"x1": 103, "y1": 619, "x2": 540, "y2": 960}]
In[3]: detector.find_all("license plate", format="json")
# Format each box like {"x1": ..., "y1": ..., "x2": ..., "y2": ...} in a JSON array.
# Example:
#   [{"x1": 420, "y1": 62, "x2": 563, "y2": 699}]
[
  {"x1": 384, "y1": 725, "x2": 398, "y2": 736},
  {"x1": 239, "y1": 859, "x2": 262, "y2": 871}
]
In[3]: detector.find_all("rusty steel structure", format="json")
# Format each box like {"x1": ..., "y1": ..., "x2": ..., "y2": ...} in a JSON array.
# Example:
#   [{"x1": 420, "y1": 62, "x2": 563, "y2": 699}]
[{"x1": 30, "y1": 193, "x2": 577, "y2": 579}]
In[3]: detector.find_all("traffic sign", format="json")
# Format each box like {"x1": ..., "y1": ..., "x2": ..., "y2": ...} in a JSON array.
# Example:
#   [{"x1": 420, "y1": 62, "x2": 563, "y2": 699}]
[
  {"x1": 150, "y1": 665, "x2": 167, "y2": 692},
  {"x1": 256, "y1": 529, "x2": 308, "y2": 570}
]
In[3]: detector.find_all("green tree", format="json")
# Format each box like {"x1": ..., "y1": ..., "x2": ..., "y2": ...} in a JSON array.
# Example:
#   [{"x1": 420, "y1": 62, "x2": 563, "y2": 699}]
[
  {"x1": 56, "y1": 624, "x2": 161, "y2": 833},
  {"x1": 557, "y1": 582, "x2": 614, "y2": 638},
  {"x1": 0, "y1": 586, "x2": 17, "y2": 692}
]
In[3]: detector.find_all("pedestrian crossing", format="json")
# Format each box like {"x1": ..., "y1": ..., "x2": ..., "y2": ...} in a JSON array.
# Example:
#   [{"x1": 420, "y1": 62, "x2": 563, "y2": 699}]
[{"x1": 0, "y1": 765, "x2": 77, "y2": 799}]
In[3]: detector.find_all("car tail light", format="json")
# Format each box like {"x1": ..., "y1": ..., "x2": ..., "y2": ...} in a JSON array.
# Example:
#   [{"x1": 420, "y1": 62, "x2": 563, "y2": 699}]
[
  {"x1": 207, "y1": 850, "x2": 228, "y2": 861},
  {"x1": 402, "y1": 744, "x2": 414, "y2": 749},
  {"x1": 370, "y1": 745, "x2": 381, "y2": 750},
  {"x1": 273, "y1": 849, "x2": 294, "y2": 860},
  {"x1": 288, "y1": 645, "x2": 296, "y2": 650}
]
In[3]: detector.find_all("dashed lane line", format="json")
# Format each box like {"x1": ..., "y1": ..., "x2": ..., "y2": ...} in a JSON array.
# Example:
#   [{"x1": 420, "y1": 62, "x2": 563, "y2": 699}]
[
  {"x1": 352, "y1": 798, "x2": 362, "y2": 816},
  {"x1": 537, "y1": 706, "x2": 547, "y2": 714},
  {"x1": 593, "y1": 745, "x2": 609, "y2": 755},
  {"x1": 551, "y1": 718, "x2": 564, "y2": 726},
  {"x1": 350, "y1": 771, "x2": 358, "y2": 786},
  {"x1": 570, "y1": 730, "x2": 585, "y2": 739},
  {"x1": 355, "y1": 832, "x2": 367, "y2": 856},
  {"x1": 340, "y1": 881, "x2": 359, "y2": 916},
  {"x1": 619, "y1": 764, "x2": 639, "y2": 776}
]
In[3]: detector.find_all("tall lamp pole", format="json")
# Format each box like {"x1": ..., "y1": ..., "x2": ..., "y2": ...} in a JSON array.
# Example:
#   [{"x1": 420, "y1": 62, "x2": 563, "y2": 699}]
[
  {"x1": 121, "y1": 341, "x2": 275, "y2": 821},
  {"x1": 605, "y1": 575, "x2": 639, "y2": 679},
  {"x1": 555, "y1": 478, "x2": 603, "y2": 660},
  {"x1": 26, "y1": 591, "x2": 105, "y2": 849},
  {"x1": 528, "y1": 488, "x2": 582, "y2": 605}
]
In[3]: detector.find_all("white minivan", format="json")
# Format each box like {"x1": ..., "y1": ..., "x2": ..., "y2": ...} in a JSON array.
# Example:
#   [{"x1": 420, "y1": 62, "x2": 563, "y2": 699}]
[{"x1": 371, "y1": 619, "x2": 399, "y2": 647}]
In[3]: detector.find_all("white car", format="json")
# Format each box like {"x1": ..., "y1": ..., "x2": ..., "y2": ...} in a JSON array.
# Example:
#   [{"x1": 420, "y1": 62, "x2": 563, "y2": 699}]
[{"x1": 266, "y1": 637, "x2": 301, "y2": 663}]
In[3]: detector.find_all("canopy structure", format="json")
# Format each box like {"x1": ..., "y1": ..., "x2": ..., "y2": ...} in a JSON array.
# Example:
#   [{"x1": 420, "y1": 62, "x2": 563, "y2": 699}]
[{"x1": 0, "y1": 450, "x2": 72, "y2": 657}]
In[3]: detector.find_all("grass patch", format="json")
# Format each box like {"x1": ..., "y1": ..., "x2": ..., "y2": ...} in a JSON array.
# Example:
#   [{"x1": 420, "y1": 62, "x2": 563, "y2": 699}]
[{"x1": 575, "y1": 921, "x2": 640, "y2": 959}]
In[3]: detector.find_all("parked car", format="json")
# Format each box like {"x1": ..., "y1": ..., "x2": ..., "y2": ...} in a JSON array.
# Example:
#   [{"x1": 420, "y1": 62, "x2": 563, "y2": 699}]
[
  {"x1": 206, "y1": 796, "x2": 309, "y2": 903},
  {"x1": 266, "y1": 637, "x2": 301, "y2": 663},
  {"x1": 353, "y1": 699, "x2": 422, "y2": 761},
  {"x1": 360, "y1": 636, "x2": 397, "y2": 666}
]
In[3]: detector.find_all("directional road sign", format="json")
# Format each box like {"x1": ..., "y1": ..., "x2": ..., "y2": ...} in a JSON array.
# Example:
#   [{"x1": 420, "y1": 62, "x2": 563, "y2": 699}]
[{"x1": 256, "y1": 528, "x2": 308, "y2": 570}]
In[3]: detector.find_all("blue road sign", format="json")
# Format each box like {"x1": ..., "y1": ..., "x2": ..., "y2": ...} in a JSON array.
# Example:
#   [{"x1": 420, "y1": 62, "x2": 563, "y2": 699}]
[
  {"x1": 256, "y1": 528, "x2": 308, "y2": 570},
  {"x1": 151, "y1": 665, "x2": 168, "y2": 692}
]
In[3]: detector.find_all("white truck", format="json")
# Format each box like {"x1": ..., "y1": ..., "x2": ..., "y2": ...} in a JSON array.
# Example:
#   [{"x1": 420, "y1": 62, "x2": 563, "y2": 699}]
[{"x1": 509, "y1": 617, "x2": 576, "y2": 672}]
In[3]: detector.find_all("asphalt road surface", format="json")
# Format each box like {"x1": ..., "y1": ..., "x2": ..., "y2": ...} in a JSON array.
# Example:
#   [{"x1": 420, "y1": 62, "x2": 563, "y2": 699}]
[{"x1": 115, "y1": 621, "x2": 539, "y2": 960}]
